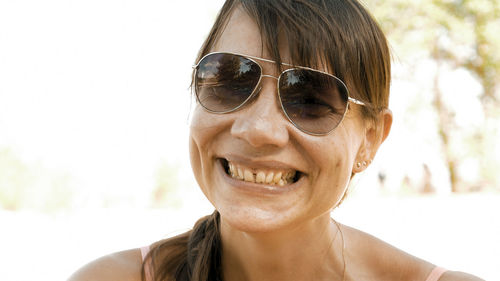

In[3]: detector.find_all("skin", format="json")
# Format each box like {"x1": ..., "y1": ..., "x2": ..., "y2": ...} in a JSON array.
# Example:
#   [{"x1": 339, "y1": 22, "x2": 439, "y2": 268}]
[{"x1": 68, "y1": 7, "x2": 484, "y2": 281}]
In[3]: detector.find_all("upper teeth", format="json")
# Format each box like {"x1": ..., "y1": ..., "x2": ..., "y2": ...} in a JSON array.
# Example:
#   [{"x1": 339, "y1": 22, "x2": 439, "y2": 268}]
[{"x1": 227, "y1": 162, "x2": 296, "y2": 186}]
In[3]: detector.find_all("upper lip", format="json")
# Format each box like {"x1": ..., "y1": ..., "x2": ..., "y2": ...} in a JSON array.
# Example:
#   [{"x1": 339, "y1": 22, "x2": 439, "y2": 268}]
[{"x1": 221, "y1": 154, "x2": 304, "y2": 174}]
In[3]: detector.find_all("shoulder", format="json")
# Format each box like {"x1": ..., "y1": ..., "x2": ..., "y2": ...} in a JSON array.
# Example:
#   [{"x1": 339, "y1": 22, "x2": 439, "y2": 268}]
[
  {"x1": 340, "y1": 224, "x2": 483, "y2": 281},
  {"x1": 439, "y1": 271, "x2": 485, "y2": 281},
  {"x1": 339, "y1": 224, "x2": 474, "y2": 281},
  {"x1": 67, "y1": 248, "x2": 143, "y2": 281}
]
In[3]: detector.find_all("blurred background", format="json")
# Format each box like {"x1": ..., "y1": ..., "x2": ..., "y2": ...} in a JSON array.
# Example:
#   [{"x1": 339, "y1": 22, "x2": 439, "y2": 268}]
[{"x1": 0, "y1": 0, "x2": 499, "y2": 280}]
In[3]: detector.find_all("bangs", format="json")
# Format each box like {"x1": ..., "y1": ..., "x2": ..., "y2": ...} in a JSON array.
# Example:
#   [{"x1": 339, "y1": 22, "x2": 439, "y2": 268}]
[{"x1": 240, "y1": 0, "x2": 352, "y2": 85}]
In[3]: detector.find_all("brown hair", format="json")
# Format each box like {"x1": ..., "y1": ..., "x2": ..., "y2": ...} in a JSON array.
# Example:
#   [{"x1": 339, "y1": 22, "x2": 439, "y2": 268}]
[{"x1": 143, "y1": 1, "x2": 391, "y2": 280}]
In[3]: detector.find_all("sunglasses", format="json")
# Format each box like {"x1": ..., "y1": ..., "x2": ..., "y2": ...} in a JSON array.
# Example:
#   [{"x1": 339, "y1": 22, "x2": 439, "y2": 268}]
[{"x1": 192, "y1": 52, "x2": 366, "y2": 135}]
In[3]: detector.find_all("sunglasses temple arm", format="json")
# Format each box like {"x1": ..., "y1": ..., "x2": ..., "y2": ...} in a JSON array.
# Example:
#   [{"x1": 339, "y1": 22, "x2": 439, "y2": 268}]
[{"x1": 348, "y1": 97, "x2": 366, "y2": 106}]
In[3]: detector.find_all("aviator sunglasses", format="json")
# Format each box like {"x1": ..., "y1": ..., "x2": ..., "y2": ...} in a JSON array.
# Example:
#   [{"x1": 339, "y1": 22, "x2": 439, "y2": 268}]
[{"x1": 193, "y1": 52, "x2": 367, "y2": 135}]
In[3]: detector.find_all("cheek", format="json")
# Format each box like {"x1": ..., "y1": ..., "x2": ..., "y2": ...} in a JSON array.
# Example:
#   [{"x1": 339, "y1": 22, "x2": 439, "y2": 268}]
[
  {"x1": 189, "y1": 134, "x2": 217, "y2": 207},
  {"x1": 317, "y1": 136, "x2": 355, "y2": 171},
  {"x1": 335, "y1": 158, "x2": 342, "y2": 168},
  {"x1": 189, "y1": 107, "x2": 233, "y2": 196},
  {"x1": 308, "y1": 133, "x2": 358, "y2": 200},
  {"x1": 321, "y1": 127, "x2": 364, "y2": 203},
  {"x1": 332, "y1": 123, "x2": 363, "y2": 170},
  {"x1": 318, "y1": 152, "x2": 352, "y2": 209},
  {"x1": 189, "y1": 109, "x2": 212, "y2": 195},
  {"x1": 189, "y1": 136, "x2": 203, "y2": 187},
  {"x1": 324, "y1": 147, "x2": 351, "y2": 184},
  {"x1": 334, "y1": 156, "x2": 352, "y2": 188},
  {"x1": 189, "y1": 108, "x2": 218, "y2": 156},
  {"x1": 189, "y1": 106, "x2": 233, "y2": 144}
]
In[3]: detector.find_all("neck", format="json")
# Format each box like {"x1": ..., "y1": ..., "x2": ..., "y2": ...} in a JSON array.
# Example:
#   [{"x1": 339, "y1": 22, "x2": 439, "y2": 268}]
[{"x1": 220, "y1": 213, "x2": 345, "y2": 281}]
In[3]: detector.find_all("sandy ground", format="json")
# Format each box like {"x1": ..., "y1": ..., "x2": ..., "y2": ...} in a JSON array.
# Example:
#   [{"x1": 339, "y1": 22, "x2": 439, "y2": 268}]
[{"x1": 1, "y1": 193, "x2": 498, "y2": 281}]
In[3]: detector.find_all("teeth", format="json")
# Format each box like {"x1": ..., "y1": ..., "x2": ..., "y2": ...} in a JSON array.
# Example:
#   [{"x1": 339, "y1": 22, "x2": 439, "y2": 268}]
[
  {"x1": 273, "y1": 172, "x2": 282, "y2": 184},
  {"x1": 226, "y1": 161, "x2": 298, "y2": 186},
  {"x1": 265, "y1": 172, "x2": 274, "y2": 184},
  {"x1": 244, "y1": 170, "x2": 254, "y2": 182},
  {"x1": 256, "y1": 171, "x2": 265, "y2": 183}
]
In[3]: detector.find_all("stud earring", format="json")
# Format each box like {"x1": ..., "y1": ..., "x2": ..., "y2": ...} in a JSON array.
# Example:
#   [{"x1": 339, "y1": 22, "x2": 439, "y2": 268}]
[
  {"x1": 362, "y1": 161, "x2": 367, "y2": 166},
  {"x1": 356, "y1": 162, "x2": 362, "y2": 168}
]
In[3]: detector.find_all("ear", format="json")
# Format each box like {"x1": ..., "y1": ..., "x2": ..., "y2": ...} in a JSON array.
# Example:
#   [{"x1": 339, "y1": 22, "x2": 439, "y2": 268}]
[{"x1": 353, "y1": 109, "x2": 393, "y2": 173}]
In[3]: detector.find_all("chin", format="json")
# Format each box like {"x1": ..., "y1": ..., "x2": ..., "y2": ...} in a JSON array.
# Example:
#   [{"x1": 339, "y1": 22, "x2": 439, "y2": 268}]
[{"x1": 216, "y1": 203, "x2": 305, "y2": 233}]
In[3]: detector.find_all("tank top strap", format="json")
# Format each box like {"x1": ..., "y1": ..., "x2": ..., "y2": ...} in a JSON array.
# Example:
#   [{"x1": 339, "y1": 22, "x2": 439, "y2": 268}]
[
  {"x1": 140, "y1": 245, "x2": 154, "y2": 281},
  {"x1": 425, "y1": 266, "x2": 447, "y2": 281}
]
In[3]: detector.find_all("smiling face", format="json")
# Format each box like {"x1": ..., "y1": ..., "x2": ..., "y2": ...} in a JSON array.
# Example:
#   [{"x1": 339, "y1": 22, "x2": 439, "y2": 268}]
[{"x1": 189, "y1": 7, "x2": 370, "y2": 233}]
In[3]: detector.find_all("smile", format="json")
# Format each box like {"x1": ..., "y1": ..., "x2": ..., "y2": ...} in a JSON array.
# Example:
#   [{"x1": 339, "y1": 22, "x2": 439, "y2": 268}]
[{"x1": 220, "y1": 158, "x2": 302, "y2": 186}]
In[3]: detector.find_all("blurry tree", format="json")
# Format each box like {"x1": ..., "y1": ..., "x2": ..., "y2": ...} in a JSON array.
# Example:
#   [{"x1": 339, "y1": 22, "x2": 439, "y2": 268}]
[
  {"x1": 367, "y1": 0, "x2": 500, "y2": 192},
  {"x1": 0, "y1": 147, "x2": 74, "y2": 212},
  {"x1": 0, "y1": 148, "x2": 35, "y2": 210},
  {"x1": 152, "y1": 161, "x2": 182, "y2": 209}
]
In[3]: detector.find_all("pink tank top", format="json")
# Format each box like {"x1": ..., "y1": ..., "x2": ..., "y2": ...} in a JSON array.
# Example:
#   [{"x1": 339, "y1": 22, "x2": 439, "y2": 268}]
[
  {"x1": 140, "y1": 245, "x2": 447, "y2": 281},
  {"x1": 140, "y1": 246, "x2": 154, "y2": 281},
  {"x1": 425, "y1": 266, "x2": 448, "y2": 281}
]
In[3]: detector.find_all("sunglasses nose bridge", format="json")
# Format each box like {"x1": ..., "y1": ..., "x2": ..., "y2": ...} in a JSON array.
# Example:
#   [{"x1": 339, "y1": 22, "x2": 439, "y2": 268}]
[
  {"x1": 261, "y1": 74, "x2": 279, "y2": 80},
  {"x1": 259, "y1": 73, "x2": 281, "y2": 108}
]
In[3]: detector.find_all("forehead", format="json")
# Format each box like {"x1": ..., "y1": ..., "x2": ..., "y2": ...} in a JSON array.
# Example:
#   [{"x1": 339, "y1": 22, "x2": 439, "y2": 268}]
[{"x1": 212, "y1": 7, "x2": 291, "y2": 62}]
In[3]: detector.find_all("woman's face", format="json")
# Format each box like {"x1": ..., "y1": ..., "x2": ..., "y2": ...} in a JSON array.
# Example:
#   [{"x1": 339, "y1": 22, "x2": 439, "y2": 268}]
[{"x1": 189, "y1": 7, "x2": 369, "y2": 232}]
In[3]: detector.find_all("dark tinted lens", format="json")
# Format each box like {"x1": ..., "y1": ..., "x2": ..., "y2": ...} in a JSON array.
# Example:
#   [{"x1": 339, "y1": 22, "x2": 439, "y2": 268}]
[
  {"x1": 279, "y1": 69, "x2": 348, "y2": 134},
  {"x1": 195, "y1": 53, "x2": 261, "y2": 112}
]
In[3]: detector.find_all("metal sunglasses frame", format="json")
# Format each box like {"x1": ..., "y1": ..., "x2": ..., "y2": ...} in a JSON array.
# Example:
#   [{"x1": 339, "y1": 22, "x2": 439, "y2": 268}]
[{"x1": 192, "y1": 51, "x2": 367, "y2": 136}]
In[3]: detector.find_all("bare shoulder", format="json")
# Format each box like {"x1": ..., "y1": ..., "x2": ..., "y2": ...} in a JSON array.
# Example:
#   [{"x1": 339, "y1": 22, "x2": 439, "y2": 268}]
[
  {"x1": 440, "y1": 271, "x2": 485, "y2": 281},
  {"x1": 339, "y1": 224, "x2": 481, "y2": 281},
  {"x1": 67, "y1": 248, "x2": 143, "y2": 281}
]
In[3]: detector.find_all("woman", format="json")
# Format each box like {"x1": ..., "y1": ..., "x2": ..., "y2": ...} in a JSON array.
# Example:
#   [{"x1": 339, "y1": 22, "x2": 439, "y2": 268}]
[{"x1": 69, "y1": 1, "x2": 482, "y2": 280}]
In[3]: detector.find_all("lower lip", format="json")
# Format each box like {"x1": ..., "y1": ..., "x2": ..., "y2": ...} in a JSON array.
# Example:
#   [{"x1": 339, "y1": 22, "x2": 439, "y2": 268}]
[{"x1": 217, "y1": 160, "x2": 304, "y2": 195}]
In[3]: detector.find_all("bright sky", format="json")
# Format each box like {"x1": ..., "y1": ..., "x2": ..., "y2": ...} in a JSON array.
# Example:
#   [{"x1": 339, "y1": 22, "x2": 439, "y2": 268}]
[{"x1": 0, "y1": 0, "x2": 225, "y2": 204}]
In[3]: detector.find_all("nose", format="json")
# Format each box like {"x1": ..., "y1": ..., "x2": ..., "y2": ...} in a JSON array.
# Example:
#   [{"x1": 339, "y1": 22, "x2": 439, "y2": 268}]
[{"x1": 230, "y1": 79, "x2": 290, "y2": 148}]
